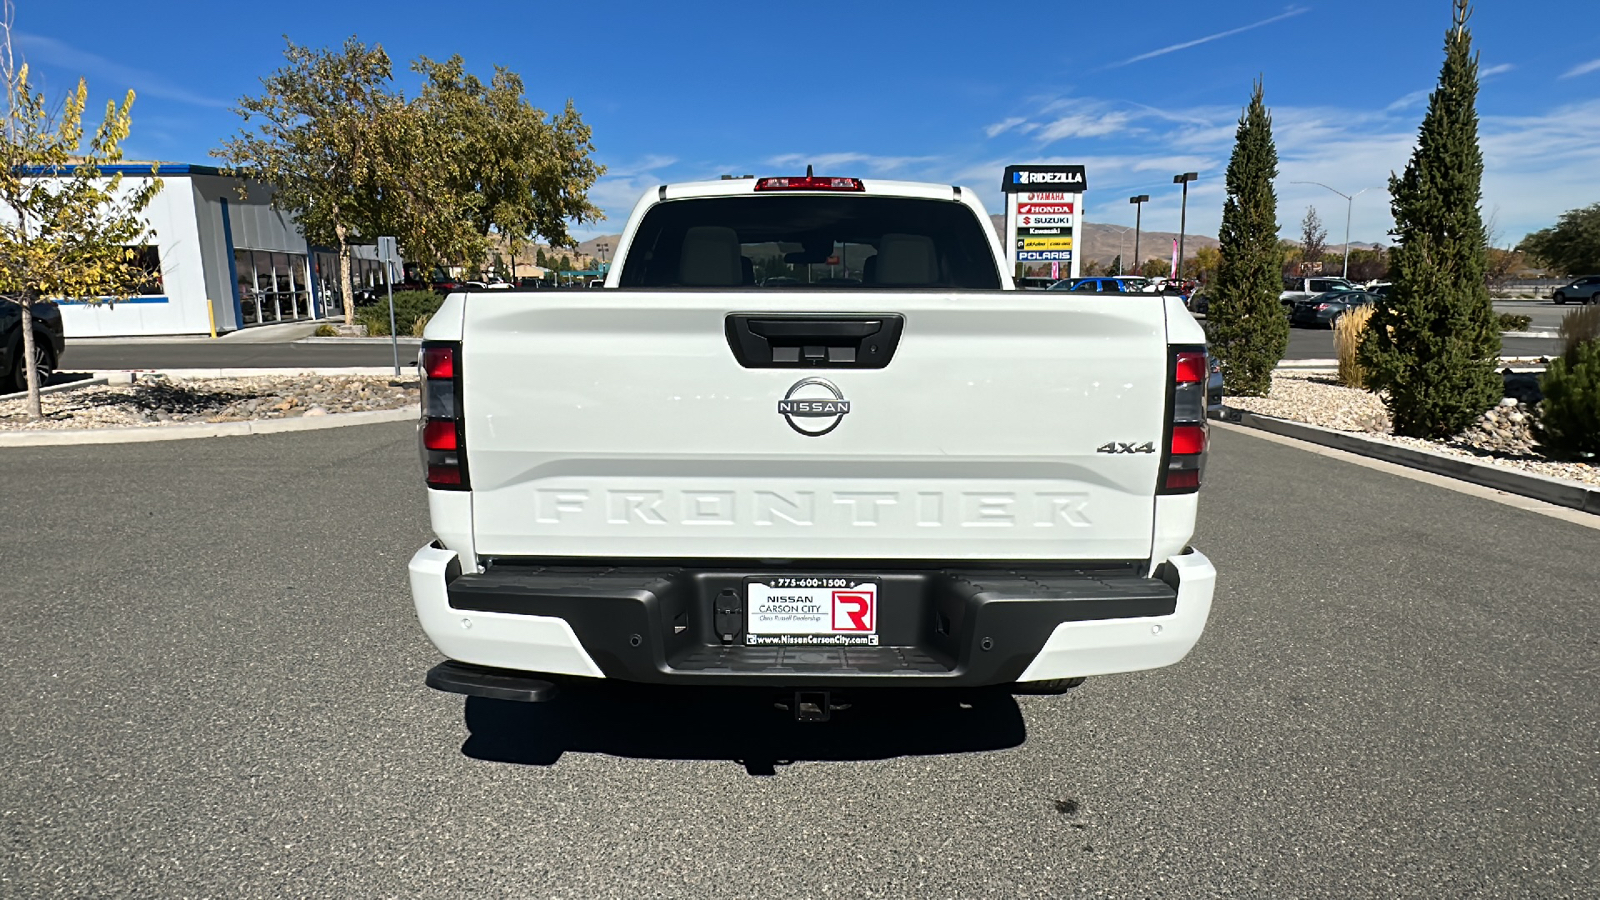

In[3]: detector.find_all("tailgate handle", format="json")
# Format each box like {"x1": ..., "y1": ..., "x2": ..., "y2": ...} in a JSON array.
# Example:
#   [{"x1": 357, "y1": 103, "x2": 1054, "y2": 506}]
[{"x1": 726, "y1": 313, "x2": 904, "y2": 369}]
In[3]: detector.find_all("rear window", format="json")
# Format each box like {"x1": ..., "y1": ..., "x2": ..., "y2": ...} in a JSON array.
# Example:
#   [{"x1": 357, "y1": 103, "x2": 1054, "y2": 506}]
[{"x1": 617, "y1": 195, "x2": 1002, "y2": 289}]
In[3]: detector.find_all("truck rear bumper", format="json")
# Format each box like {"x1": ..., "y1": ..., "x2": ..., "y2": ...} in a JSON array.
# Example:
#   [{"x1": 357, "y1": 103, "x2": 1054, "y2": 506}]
[{"x1": 409, "y1": 546, "x2": 1215, "y2": 688}]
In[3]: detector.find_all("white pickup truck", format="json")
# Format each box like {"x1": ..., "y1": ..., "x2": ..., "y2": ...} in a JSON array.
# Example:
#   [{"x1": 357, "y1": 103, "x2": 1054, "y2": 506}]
[{"x1": 408, "y1": 173, "x2": 1216, "y2": 719}]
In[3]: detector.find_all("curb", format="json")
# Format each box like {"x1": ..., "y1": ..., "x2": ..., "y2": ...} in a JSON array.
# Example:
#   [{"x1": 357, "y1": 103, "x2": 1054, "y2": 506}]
[
  {"x1": 1216, "y1": 406, "x2": 1600, "y2": 515},
  {"x1": 0, "y1": 375, "x2": 112, "y2": 403},
  {"x1": 0, "y1": 406, "x2": 418, "y2": 448},
  {"x1": 1507, "y1": 331, "x2": 1558, "y2": 339},
  {"x1": 296, "y1": 337, "x2": 424, "y2": 346}
]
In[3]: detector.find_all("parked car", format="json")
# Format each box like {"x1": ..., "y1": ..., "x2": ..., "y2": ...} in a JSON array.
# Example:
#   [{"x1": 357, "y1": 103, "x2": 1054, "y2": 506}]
[
  {"x1": 1280, "y1": 276, "x2": 1357, "y2": 308},
  {"x1": 1552, "y1": 276, "x2": 1600, "y2": 305},
  {"x1": 1290, "y1": 290, "x2": 1377, "y2": 328},
  {"x1": 1049, "y1": 276, "x2": 1155, "y2": 293},
  {"x1": 1, "y1": 295, "x2": 66, "y2": 394},
  {"x1": 514, "y1": 276, "x2": 549, "y2": 290},
  {"x1": 1016, "y1": 276, "x2": 1059, "y2": 290}
]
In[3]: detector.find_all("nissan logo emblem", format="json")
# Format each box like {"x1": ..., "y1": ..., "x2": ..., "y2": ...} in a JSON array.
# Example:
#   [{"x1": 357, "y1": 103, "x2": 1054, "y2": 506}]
[{"x1": 777, "y1": 377, "x2": 851, "y2": 436}]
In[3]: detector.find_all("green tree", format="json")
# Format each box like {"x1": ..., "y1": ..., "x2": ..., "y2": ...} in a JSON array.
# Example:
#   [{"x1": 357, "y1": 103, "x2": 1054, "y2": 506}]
[
  {"x1": 411, "y1": 55, "x2": 603, "y2": 260},
  {"x1": 1360, "y1": 0, "x2": 1500, "y2": 438},
  {"x1": 1107, "y1": 254, "x2": 1123, "y2": 275},
  {"x1": 535, "y1": 247, "x2": 549, "y2": 269},
  {"x1": 1207, "y1": 79, "x2": 1287, "y2": 396},
  {"x1": 0, "y1": 17, "x2": 160, "y2": 417},
  {"x1": 216, "y1": 38, "x2": 416, "y2": 325},
  {"x1": 1520, "y1": 203, "x2": 1600, "y2": 276},
  {"x1": 1139, "y1": 257, "x2": 1169, "y2": 279},
  {"x1": 1192, "y1": 246, "x2": 1222, "y2": 285}
]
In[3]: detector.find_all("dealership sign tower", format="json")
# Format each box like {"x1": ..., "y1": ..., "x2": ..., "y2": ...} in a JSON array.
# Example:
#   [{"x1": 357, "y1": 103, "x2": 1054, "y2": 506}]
[{"x1": 1002, "y1": 164, "x2": 1086, "y2": 283}]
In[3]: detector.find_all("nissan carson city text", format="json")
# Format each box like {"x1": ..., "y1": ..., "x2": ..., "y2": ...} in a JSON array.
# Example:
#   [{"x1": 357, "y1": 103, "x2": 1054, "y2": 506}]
[{"x1": 406, "y1": 172, "x2": 1216, "y2": 721}]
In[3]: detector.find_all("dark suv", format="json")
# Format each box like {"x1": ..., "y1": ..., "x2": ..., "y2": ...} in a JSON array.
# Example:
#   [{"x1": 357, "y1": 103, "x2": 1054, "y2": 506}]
[
  {"x1": 1, "y1": 296, "x2": 66, "y2": 394},
  {"x1": 1552, "y1": 276, "x2": 1600, "y2": 305}
]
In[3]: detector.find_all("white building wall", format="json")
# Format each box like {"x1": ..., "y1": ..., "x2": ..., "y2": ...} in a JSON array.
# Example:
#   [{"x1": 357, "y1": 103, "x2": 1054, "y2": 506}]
[{"x1": 47, "y1": 175, "x2": 214, "y2": 338}]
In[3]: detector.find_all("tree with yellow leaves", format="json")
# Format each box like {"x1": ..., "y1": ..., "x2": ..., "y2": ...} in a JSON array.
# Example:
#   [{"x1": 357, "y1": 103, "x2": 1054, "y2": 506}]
[{"x1": 0, "y1": 2, "x2": 160, "y2": 418}]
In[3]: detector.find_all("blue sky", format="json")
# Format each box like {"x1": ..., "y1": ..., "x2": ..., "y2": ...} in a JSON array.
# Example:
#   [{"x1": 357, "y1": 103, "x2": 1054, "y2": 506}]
[{"x1": 14, "y1": 0, "x2": 1600, "y2": 246}]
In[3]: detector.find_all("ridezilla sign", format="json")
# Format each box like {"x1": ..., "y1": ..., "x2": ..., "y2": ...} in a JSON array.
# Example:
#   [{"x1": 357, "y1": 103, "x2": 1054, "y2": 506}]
[{"x1": 1002, "y1": 165, "x2": 1087, "y2": 284}]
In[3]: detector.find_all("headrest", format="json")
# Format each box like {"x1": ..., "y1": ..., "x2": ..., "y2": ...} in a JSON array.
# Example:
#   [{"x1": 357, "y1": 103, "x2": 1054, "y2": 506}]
[
  {"x1": 872, "y1": 233, "x2": 938, "y2": 285},
  {"x1": 678, "y1": 226, "x2": 743, "y2": 286}
]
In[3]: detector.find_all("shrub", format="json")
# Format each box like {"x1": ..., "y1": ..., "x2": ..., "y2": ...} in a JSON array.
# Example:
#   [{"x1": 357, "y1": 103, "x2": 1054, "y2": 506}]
[
  {"x1": 1496, "y1": 313, "x2": 1531, "y2": 332},
  {"x1": 410, "y1": 314, "x2": 432, "y2": 337},
  {"x1": 1535, "y1": 339, "x2": 1600, "y2": 458},
  {"x1": 355, "y1": 290, "x2": 442, "y2": 337},
  {"x1": 313, "y1": 324, "x2": 340, "y2": 337},
  {"x1": 1559, "y1": 304, "x2": 1600, "y2": 359},
  {"x1": 1335, "y1": 304, "x2": 1375, "y2": 388}
]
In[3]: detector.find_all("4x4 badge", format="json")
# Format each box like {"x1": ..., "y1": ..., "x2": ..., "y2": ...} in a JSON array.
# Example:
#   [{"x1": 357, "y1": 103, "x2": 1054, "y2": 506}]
[
  {"x1": 777, "y1": 377, "x2": 851, "y2": 437},
  {"x1": 1097, "y1": 442, "x2": 1156, "y2": 454}
]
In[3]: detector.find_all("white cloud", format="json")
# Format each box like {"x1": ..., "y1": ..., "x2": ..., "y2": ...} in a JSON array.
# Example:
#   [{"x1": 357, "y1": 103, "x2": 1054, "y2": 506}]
[
  {"x1": 1479, "y1": 63, "x2": 1515, "y2": 79},
  {"x1": 1560, "y1": 58, "x2": 1600, "y2": 79},
  {"x1": 1105, "y1": 6, "x2": 1311, "y2": 69},
  {"x1": 1385, "y1": 89, "x2": 1431, "y2": 112},
  {"x1": 15, "y1": 31, "x2": 229, "y2": 108},
  {"x1": 1035, "y1": 111, "x2": 1136, "y2": 142},
  {"x1": 765, "y1": 152, "x2": 938, "y2": 174},
  {"x1": 985, "y1": 117, "x2": 1027, "y2": 138}
]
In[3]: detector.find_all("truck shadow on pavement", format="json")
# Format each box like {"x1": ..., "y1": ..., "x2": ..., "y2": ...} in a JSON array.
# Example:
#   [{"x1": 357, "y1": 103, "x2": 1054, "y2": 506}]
[{"x1": 460, "y1": 683, "x2": 1028, "y2": 775}]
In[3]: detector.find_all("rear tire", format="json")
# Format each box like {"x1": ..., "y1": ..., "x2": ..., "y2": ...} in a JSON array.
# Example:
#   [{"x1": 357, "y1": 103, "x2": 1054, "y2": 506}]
[
  {"x1": 1554, "y1": 292, "x2": 1566, "y2": 304},
  {"x1": 7, "y1": 338, "x2": 55, "y2": 394}
]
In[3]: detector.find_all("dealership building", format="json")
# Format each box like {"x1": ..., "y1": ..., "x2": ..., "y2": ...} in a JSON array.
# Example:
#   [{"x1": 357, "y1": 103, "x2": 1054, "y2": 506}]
[{"x1": 18, "y1": 163, "x2": 393, "y2": 337}]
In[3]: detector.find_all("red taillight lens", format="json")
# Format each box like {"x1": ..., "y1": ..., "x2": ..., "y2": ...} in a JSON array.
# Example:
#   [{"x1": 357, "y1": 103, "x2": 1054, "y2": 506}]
[
  {"x1": 1174, "y1": 351, "x2": 1206, "y2": 384},
  {"x1": 422, "y1": 418, "x2": 457, "y2": 451},
  {"x1": 1162, "y1": 347, "x2": 1208, "y2": 494},
  {"x1": 421, "y1": 341, "x2": 468, "y2": 491},
  {"x1": 422, "y1": 346, "x2": 454, "y2": 379},
  {"x1": 754, "y1": 176, "x2": 865, "y2": 192},
  {"x1": 1170, "y1": 425, "x2": 1207, "y2": 455}
]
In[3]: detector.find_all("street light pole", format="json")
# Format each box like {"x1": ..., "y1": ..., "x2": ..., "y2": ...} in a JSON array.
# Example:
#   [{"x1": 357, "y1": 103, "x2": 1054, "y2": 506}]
[
  {"x1": 1172, "y1": 173, "x2": 1198, "y2": 281},
  {"x1": 1129, "y1": 194, "x2": 1149, "y2": 275},
  {"x1": 1291, "y1": 181, "x2": 1373, "y2": 280}
]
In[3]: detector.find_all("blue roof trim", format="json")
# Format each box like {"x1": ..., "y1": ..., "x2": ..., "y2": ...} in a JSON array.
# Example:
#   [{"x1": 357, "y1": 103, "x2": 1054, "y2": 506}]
[{"x1": 17, "y1": 163, "x2": 226, "y2": 177}]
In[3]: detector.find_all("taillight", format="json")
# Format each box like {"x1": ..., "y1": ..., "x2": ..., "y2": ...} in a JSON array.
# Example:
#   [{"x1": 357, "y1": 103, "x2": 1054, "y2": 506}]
[
  {"x1": 420, "y1": 341, "x2": 468, "y2": 490},
  {"x1": 1161, "y1": 347, "x2": 1208, "y2": 493},
  {"x1": 753, "y1": 176, "x2": 865, "y2": 192}
]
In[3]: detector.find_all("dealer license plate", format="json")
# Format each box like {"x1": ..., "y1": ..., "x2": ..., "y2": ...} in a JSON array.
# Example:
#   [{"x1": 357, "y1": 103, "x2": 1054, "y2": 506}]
[{"x1": 745, "y1": 578, "x2": 879, "y2": 646}]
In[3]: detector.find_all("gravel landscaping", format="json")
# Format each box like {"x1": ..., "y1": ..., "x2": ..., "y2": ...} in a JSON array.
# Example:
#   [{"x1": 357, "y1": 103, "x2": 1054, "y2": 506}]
[
  {"x1": 1226, "y1": 370, "x2": 1600, "y2": 487},
  {"x1": 0, "y1": 375, "x2": 419, "y2": 432}
]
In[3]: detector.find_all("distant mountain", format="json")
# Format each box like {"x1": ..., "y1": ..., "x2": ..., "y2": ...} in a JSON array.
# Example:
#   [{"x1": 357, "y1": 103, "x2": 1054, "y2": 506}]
[{"x1": 988, "y1": 214, "x2": 1218, "y2": 269}]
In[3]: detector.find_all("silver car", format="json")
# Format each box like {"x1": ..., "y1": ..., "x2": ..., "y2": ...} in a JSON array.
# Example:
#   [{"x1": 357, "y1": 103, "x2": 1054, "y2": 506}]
[{"x1": 1552, "y1": 276, "x2": 1600, "y2": 305}]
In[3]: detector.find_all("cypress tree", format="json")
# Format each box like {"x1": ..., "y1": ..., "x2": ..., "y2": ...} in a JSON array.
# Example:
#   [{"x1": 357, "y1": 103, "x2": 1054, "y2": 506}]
[
  {"x1": 1208, "y1": 79, "x2": 1287, "y2": 396},
  {"x1": 1360, "y1": 0, "x2": 1500, "y2": 438}
]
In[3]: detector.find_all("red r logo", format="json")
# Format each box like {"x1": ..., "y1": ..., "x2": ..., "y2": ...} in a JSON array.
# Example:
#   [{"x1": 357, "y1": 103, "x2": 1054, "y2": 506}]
[{"x1": 832, "y1": 591, "x2": 873, "y2": 631}]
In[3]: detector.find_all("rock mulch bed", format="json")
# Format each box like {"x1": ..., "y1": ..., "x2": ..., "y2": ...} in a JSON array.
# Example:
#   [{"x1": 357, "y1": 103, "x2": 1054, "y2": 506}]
[
  {"x1": 1226, "y1": 371, "x2": 1599, "y2": 487},
  {"x1": 0, "y1": 375, "x2": 419, "y2": 432}
]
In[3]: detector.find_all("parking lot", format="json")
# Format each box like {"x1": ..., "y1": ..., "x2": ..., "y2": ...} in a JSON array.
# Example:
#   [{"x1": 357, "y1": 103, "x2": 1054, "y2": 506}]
[{"x1": 2, "y1": 422, "x2": 1595, "y2": 898}]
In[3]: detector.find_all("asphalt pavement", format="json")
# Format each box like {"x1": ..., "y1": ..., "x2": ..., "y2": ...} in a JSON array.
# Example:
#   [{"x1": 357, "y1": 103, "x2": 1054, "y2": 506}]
[{"x1": 2, "y1": 423, "x2": 1595, "y2": 897}]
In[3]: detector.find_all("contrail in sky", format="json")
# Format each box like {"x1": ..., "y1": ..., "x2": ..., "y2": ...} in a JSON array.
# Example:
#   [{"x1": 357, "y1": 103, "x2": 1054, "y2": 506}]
[{"x1": 1106, "y1": 6, "x2": 1312, "y2": 69}]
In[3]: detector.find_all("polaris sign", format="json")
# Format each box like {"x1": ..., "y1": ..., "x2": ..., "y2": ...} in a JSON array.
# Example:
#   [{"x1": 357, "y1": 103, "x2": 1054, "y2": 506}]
[{"x1": 1002, "y1": 165, "x2": 1088, "y2": 193}]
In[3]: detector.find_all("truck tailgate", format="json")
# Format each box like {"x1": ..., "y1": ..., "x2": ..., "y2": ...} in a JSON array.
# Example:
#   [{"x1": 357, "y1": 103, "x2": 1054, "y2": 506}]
[{"x1": 460, "y1": 291, "x2": 1170, "y2": 561}]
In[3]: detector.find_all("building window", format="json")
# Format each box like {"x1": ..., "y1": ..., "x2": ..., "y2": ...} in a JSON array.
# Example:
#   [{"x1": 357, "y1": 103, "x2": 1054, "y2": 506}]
[
  {"x1": 122, "y1": 245, "x2": 164, "y2": 295},
  {"x1": 233, "y1": 248, "x2": 314, "y2": 326}
]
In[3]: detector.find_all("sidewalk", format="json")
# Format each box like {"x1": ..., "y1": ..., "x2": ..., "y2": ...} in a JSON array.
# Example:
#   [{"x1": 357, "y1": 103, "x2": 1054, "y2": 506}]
[{"x1": 70, "y1": 319, "x2": 334, "y2": 346}]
